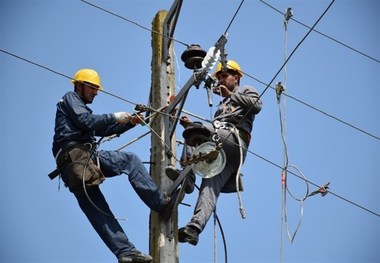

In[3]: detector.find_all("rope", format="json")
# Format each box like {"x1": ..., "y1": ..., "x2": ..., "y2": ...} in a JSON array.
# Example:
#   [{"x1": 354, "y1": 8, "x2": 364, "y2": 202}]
[
  {"x1": 82, "y1": 140, "x2": 127, "y2": 221},
  {"x1": 233, "y1": 127, "x2": 246, "y2": 219}
]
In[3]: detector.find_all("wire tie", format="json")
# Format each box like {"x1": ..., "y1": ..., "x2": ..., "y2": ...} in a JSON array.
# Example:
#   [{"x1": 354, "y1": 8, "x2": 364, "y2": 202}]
[
  {"x1": 309, "y1": 182, "x2": 330, "y2": 197},
  {"x1": 281, "y1": 170, "x2": 286, "y2": 189}
]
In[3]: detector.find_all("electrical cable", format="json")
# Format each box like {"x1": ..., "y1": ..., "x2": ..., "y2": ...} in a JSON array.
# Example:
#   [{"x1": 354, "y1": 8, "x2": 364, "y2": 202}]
[
  {"x1": 78, "y1": 0, "x2": 380, "y2": 243},
  {"x1": 258, "y1": 0, "x2": 380, "y2": 65},
  {"x1": 2, "y1": 5, "x2": 378, "y2": 143},
  {"x1": 115, "y1": 131, "x2": 151, "y2": 151},
  {"x1": 224, "y1": 0, "x2": 245, "y2": 34},
  {"x1": 4, "y1": 0, "x2": 377, "y2": 144},
  {"x1": 3, "y1": 3, "x2": 379, "y2": 262},
  {"x1": 215, "y1": 210, "x2": 228, "y2": 263},
  {"x1": 259, "y1": 0, "x2": 336, "y2": 103},
  {"x1": 80, "y1": 0, "x2": 380, "y2": 141},
  {"x1": 243, "y1": 145, "x2": 380, "y2": 218},
  {"x1": 214, "y1": 207, "x2": 217, "y2": 263},
  {"x1": 192, "y1": 184, "x2": 229, "y2": 263},
  {"x1": 1, "y1": 0, "x2": 379, "y2": 222},
  {"x1": 2, "y1": 47, "x2": 378, "y2": 218},
  {"x1": 217, "y1": 0, "x2": 336, "y2": 151},
  {"x1": 278, "y1": 13, "x2": 312, "y2": 259},
  {"x1": 242, "y1": 68, "x2": 380, "y2": 141},
  {"x1": 80, "y1": 0, "x2": 189, "y2": 48},
  {"x1": 279, "y1": 11, "x2": 290, "y2": 260}
]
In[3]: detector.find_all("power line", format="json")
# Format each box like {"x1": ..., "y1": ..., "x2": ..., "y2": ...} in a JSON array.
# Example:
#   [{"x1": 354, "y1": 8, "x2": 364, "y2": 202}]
[
  {"x1": 224, "y1": 0, "x2": 245, "y2": 34},
  {"x1": 2, "y1": 47, "x2": 378, "y2": 220},
  {"x1": 1, "y1": 2, "x2": 378, "y2": 220},
  {"x1": 245, "y1": 147, "x2": 380, "y2": 218},
  {"x1": 259, "y1": 0, "x2": 380, "y2": 65},
  {"x1": 80, "y1": 0, "x2": 189, "y2": 48},
  {"x1": 0, "y1": 48, "x2": 72, "y2": 81},
  {"x1": 242, "y1": 70, "x2": 380, "y2": 141},
  {"x1": 216, "y1": 0, "x2": 335, "y2": 156},
  {"x1": 257, "y1": 0, "x2": 336, "y2": 101},
  {"x1": 79, "y1": 0, "x2": 380, "y2": 141}
]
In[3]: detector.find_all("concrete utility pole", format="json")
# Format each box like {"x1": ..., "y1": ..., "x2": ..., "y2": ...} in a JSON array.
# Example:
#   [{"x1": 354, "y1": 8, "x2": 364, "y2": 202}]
[{"x1": 149, "y1": 2, "x2": 182, "y2": 261}]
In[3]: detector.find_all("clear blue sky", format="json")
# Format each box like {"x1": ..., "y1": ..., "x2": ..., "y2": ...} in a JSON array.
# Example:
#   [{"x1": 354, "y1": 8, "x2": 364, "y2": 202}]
[{"x1": 1, "y1": 0, "x2": 379, "y2": 262}]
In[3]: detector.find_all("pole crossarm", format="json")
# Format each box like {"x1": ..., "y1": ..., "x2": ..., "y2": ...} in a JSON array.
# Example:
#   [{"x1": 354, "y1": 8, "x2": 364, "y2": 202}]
[
  {"x1": 164, "y1": 74, "x2": 195, "y2": 156},
  {"x1": 163, "y1": 0, "x2": 183, "y2": 61}
]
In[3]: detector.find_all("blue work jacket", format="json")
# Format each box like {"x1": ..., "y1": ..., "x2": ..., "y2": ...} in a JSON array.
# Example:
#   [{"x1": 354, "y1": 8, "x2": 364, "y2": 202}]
[{"x1": 52, "y1": 91, "x2": 134, "y2": 156}]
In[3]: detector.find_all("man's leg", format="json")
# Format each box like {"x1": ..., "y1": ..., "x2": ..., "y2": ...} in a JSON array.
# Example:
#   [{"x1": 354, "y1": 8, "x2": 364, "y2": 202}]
[
  {"x1": 179, "y1": 128, "x2": 245, "y2": 245},
  {"x1": 74, "y1": 187, "x2": 137, "y2": 258},
  {"x1": 187, "y1": 163, "x2": 235, "y2": 232},
  {"x1": 98, "y1": 150, "x2": 166, "y2": 212}
]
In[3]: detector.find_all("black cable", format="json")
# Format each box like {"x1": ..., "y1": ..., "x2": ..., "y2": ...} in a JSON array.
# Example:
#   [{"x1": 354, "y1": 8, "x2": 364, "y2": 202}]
[
  {"x1": 193, "y1": 184, "x2": 228, "y2": 263},
  {"x1": 3, "y1": 2, "x2": 378, "y2": 143},
  {"x1": 215, "y1": 211, "x2": 228, "y2": 263},
  {"x1": 217, "y1": 0, "x2": 336, "y2": 154},
  {"x1": 258, "y1": 0, "x2": 380, "y2": 65},
  {"x1": 80, "y1": 0, "x2": 189, "y2": 48},
  {"x1": 259, "y1": 0, "x2": 336, "y2": 101},
  {"x1": 0, "y1": 48, "x2": 72, "y2": 80},
  {"x1": 244, "y1": 147, "x2": 380, "y2": 218},
  {"x1": 241, "y1": 70, "x2": 380, "y2": 141},
  {"x1": 2, "y1": 46, "x2": 378, "y2": 219},
  {"x1": 224, "y1": 0, "x2": 245, "y2": 34}
]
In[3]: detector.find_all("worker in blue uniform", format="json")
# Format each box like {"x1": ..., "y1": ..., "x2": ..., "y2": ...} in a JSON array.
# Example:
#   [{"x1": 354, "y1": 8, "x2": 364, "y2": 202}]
[
  {"x1": 166, "y1": 60, "x2": 262, "y2": 246},
  {"x1": 51, "y1": 68, "x2": 179, "y2": 263}
]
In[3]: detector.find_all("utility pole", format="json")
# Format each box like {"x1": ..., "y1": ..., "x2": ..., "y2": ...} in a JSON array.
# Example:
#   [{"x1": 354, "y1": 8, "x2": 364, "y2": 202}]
[{"x1": 149, "y1": 1, "x2": 182, "y2": 262}]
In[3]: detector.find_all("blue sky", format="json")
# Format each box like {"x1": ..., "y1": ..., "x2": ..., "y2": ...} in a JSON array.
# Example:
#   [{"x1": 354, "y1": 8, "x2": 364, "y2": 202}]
[{"x1": 1, "y1": 0, "x2": 379, "y2": 262}]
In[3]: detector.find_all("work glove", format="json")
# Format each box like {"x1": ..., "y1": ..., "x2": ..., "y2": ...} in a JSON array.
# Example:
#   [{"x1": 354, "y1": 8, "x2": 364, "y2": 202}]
[
  {"x1": 114, "y1": 112, "x2": 132, "y2": 124},
  {"x1": 131, "y1": 113, "x2": 144, "y2": 125}
]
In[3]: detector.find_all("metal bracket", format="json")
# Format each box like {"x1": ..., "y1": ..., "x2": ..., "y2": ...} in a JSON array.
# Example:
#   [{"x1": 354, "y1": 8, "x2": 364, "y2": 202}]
[{"x1": 167, "y1": 165, "x2": 193, "y2": 195}]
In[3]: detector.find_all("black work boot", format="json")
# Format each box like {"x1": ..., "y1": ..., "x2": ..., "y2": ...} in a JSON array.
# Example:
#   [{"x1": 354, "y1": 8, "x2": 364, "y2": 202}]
[
  {"x1": 165, "y1": 166, "x2": 195, "y2": 194},
  {"x1": 159, "y1": 189, "x2": 185, "y2": 221},
  {"x1": 178, "y1": 225, "x2": 200, "y2": 246},
  {"x1": 118, "y1": 250, "x2": 152, "y2": 263}
]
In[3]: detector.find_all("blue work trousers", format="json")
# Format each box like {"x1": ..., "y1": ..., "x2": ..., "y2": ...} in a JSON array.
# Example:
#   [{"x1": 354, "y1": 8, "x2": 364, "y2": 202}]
[{"x1": 68, "y1": 150, "x2": 164, "y2": 258}]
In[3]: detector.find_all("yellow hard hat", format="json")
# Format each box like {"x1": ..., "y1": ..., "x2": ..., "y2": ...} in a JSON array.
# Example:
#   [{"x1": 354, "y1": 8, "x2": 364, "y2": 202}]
[
  {"x1": 214, "y1": 60, "x2": 243, "y2": 78},
  {"x1": 71, "y1": 69, "x2": 103, "y2": 90}
]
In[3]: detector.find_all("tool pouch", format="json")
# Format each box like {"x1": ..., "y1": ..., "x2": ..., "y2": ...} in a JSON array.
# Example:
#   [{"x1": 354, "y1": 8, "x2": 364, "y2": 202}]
[{"x1": 60, "y1": 146, "x2": 105, "y2": 194}]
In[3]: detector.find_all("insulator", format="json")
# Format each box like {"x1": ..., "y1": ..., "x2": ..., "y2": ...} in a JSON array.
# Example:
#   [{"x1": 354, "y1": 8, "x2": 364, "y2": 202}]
[
  {"x1": 191, "y1": 142, "x2": 227, "y2": 178},
  {"x1": 182, "y1": 122, "x2": 211, "y2": 147},
  {"x1": 181, "y1": 44, "x2": 207, "y2": 70},
  {"x1": 201, "y1": 46, "x2": 221, "y2": 72}
]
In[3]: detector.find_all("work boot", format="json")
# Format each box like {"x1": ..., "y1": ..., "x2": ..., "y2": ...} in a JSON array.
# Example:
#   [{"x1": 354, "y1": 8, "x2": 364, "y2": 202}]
[
  {"x1": 165, "y1": 166, "x2": 195, "y2": 194},
  {"x1": 118, "y1": 250, "x2": 152, "y2": 263},
  {"x1": 178, "y1": 225, "x2": 200, "y2": 246},
  {"x1": 159, "y1": 189, "x2": 185, "y2": 221}
]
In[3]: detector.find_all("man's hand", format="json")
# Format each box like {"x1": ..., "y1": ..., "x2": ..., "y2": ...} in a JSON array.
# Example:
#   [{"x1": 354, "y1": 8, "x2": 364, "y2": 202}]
[
  {"x1": 131, "y1": 113, "x2": 144, "y2": 125},
  {"x1": 212, "y1": 84, "x2": 232, "y2": 97},
  {"x1": 114, "y1": 112, "x2": 132, "y2": 124}
]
